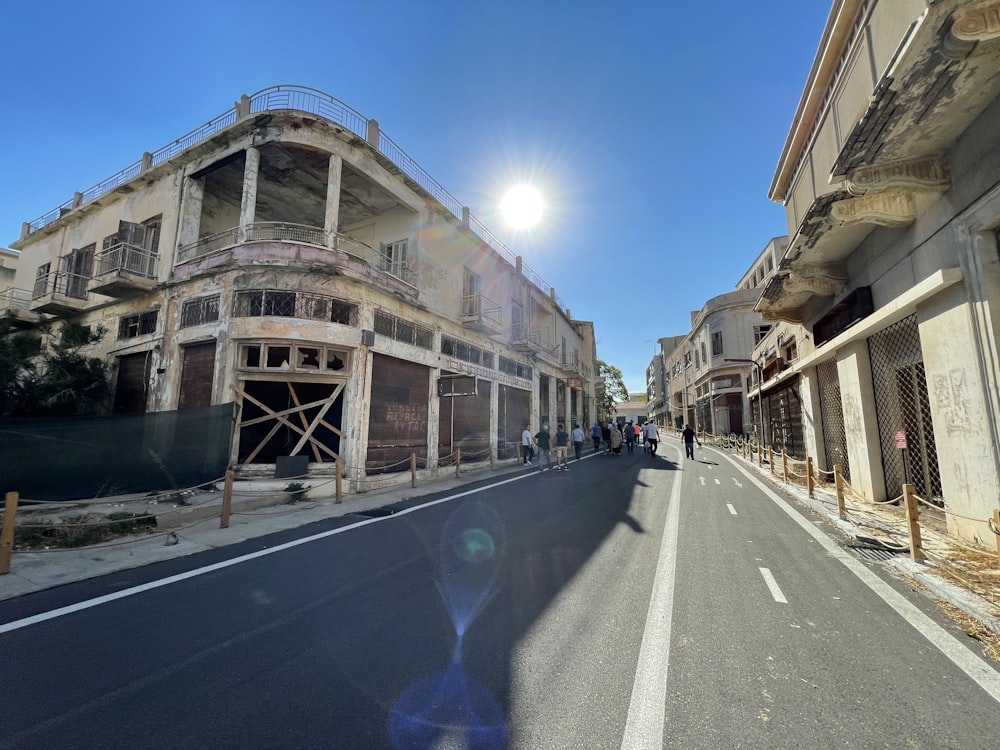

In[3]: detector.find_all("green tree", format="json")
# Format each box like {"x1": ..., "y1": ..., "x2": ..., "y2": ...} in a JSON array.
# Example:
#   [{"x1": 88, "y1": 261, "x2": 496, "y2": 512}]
[
  {"x1": 596, "y1": 358, "x2": 628, "y2": 420},
  {"x1": 0, "y1": 318, "x2": 112, "y2": 417}
]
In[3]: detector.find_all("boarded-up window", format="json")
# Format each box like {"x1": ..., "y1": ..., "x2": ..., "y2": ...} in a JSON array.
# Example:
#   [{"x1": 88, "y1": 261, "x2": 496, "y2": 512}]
[
  {"x1": 178, "y1": 341, "x2": 216, "y2": 410},
  {"x1": 367, "y1": 354, "x2": 429, "y2": 471},
  {"x1": 113, "y1": 352, "x2": 151, "y2": 414}
]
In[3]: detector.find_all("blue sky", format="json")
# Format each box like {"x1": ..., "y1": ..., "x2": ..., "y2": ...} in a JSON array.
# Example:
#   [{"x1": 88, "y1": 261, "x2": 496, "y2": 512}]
[{"x1": 1, "y1": 1, "x2": 831, "y2": 392}]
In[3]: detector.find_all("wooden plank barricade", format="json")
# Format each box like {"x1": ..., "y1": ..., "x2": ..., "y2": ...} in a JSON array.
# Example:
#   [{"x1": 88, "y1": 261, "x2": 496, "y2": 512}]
[{"x1": 902, "y1": 483, "x2": 925, "y2": 562}]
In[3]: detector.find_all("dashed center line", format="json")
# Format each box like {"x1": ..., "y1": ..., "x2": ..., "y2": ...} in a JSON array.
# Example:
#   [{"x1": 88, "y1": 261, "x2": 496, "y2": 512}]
[
  {"x1": 714, "y1": 478, "x2": 721, "y2": 485},
  {"x1": 727, "y1": 504, "x2": 737, "y2": 515},
  {"x1": 759, "y1": 567, "x2": 788, "y2": 603}
]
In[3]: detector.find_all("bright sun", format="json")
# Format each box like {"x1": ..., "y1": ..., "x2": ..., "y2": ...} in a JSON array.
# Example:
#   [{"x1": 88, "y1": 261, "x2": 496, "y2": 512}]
[{"x1": 501, "y1": 185, "x2": 544, "y2": 229}]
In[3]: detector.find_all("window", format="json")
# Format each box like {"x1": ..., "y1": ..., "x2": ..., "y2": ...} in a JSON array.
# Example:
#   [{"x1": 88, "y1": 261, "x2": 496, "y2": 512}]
[
  {"x1": 711, "y1": 331, "x2": 723, "y2": 356},
  {"x1": 118, "y1": 310, "x2": 158, "y2": 340},
  {"x1": 61, "y1": 245, "x2": 95, "y2": 299},
  {"x1": 238, "y1": 342, "x2": 348, "y2": 373},
  {"x1": 233, "y1": 290, "x2": 357, "y2": 325},
  {"x1": 374, "y1": 309, "x2": 434, "y2": 349},
  {"x1": 700, "y1": 341, "x2": 707, "y2": 363},
  {"x1": 753, "y1": 324, "x2": 772, "y2": 345},
  {"x1": 441, "y1": 335, "x2": 492, "y2": 367},
  {"x1": 33, "y1": 263, "x2": 51, "y2": 298},
  {"x1": 380, "y1": 238, "x2": 408, "y2": 279},
  {"x1": 499, "y1": 356, "x2": 532, "y2": 380},
  {"x1": 462, "y1": 267, "x2": 481, "y2": 316},
  {"x1": 180, "y1": 295, "x2": 221, "y2": 328}
]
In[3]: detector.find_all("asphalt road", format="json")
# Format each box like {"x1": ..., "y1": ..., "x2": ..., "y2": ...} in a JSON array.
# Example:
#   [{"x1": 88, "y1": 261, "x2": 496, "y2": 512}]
[{"x1": 2, "y1": 441, "x2": 999, "y2": 749}]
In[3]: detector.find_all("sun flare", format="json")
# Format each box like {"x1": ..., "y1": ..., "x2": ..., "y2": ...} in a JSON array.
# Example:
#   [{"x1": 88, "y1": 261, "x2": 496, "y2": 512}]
[{"x1": 501, "y1": 185, "x2": 544, "y2": 229}]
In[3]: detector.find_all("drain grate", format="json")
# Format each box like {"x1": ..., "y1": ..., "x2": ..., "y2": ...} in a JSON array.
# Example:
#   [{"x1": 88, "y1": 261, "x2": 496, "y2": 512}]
[{"x1": 848, "y1": 545, "x2": 900, "y2": 562}]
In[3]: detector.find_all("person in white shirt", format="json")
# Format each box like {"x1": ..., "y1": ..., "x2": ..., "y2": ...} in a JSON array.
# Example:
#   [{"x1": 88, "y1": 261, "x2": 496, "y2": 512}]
[
  {"x1": 643, "y1": 422, "x2": 660, "y2": 456},
  {"x1": 521, "y1": 424, "x2": 535, "y2": 464},
  {"x1": 571, "y1": 424, "x2": 585, "y2": 461}
]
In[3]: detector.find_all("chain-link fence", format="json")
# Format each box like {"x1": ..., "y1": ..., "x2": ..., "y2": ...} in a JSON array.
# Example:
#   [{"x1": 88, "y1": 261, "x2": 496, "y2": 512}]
[{"x1": 817, "y1": 358, "x2": 850, "y2": 480}]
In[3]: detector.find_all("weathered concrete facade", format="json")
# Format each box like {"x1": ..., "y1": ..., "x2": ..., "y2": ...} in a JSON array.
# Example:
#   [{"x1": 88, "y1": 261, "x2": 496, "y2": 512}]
[
  {"x1": 761, "y1": 0, "x2": 1000, "y2": 543},
  {"x1": 6, "y1": 86, "x2": 599, "y2": 487}
]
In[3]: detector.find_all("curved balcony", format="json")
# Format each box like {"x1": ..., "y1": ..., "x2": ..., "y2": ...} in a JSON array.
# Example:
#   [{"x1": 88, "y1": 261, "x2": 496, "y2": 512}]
[{"x1": 176, "y1": 222, "x2": 418, "y2": 292}]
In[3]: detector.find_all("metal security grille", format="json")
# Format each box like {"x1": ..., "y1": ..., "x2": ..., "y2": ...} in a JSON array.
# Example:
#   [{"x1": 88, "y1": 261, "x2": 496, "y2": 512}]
[
  {"x1": 868, "y1": 315, "x2": 942, "y2": 505},
  {"x1": 764, "y1": 376, "x2": 805, "y2": 458},
  {"x1": 816, "y1": 359, "x2": 850, "y2": 480}
]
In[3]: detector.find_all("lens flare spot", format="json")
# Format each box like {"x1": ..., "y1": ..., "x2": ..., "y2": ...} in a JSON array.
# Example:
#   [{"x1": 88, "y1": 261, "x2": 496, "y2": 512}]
[{"x1": 453, "y1": 528, "x2": 495, "y2": 563}]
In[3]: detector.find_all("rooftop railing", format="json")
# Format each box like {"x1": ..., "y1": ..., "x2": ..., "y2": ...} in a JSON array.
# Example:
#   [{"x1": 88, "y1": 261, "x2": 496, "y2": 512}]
[{"x1": 26, "y1": 85, "x2": 567, "y2": 318}]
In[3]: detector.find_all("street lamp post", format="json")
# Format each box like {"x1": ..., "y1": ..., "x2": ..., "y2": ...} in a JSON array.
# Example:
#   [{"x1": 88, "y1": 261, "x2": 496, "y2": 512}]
[{"x1": 724, "y1": 358, "x2": 766, "y2": 451}]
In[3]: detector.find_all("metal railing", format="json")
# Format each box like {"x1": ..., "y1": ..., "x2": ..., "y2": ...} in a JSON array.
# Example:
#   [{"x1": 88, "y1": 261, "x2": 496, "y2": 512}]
[
  {"x1": 94, "y1": 242, "x2": 158, "y2": 279},
  {"x1": 178, "y1": 223, "x2": 417, "y2": 287},
  {"x1": 0, "y1": 287, "x2": 32, "y2": 312},
  {"x1": 511, "y1": 322, "x2": 541, "y2": 347},
  {"x1": 26, "y1": 85, "x2": 568, "y2": 318},
  {"x1": 461, "y1": 294, "x2": 503, "y2": 327},
  {"x1": 32, "y1": 271, "x2": 90, "y2": 301}
]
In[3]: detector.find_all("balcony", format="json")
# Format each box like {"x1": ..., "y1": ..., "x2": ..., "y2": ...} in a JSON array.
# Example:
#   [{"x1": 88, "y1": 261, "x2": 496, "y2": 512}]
[
  {"x1": 89, "y1": 242, "x2": 158, "y2": 297},
  {"x1": 0, "y1": 288, "x2": 40, "y2": 327},
  {"x1": 460, "y1": 294, "x2": 502, "y2": 336},
  {"x1": 510, "y1": 322, "x2": 542, "y2": 353},
  {"x1": 31, "y1": 272, "x2": 91, "y2": 315},
  {"x1": 176, "y1": 222, "x2": 418, "y2": 293}
]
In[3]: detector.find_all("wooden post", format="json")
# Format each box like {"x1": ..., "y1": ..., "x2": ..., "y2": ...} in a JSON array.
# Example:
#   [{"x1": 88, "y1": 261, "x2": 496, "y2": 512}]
[
  {"x1": 220, "y1": 469, "x2": 234, "y2": 528},
  {"x1": 1, "y1": 492, "x2": 19, "y2": 575},
  {"x1": 835, "y1": 464, "x2": 846, "y2": 520},
  {"x1": 758, "y1": 441, "x2": 763, "y2": 467},
  {"x1": 769, "y1": 446, "x2": 775, "y2": 475},
  {"x1": 411, "y1": 453, "x2": 417, "y2": 488},
  {"x1": 782, "y1": 450, "x2": 789, "y2": 483},
  {"x1": 335, "y1": 458, "x2": 343, "y2": 503},
  {"x1": 993, "y1": 509, "x2": 1000, "y2": 559},
  {"x1": 806, "y1": 456, "x2": 815, "y2": 498},
  {"x1": 903, "y1": 483, "x2": 925, "y2": 562},
  {"x1": 455, "y1": 448, "x2": 462, "y2": 478}
]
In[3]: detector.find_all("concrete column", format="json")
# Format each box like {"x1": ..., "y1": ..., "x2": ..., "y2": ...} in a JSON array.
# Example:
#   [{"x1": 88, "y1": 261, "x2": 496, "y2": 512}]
[
  {"x1": 237, "y1": 147, "x2": 260, "y2": 243},
  {"x1": 799, "y1": 365, "x2": 827, "y2": 470},
  {"x1": 352, "y1": 344, "x2": 375, "y2": 490},
  {"x1": 324, "y1": 153, "x2": 342, "y2": 247},
  {"x1": 489, "y1": 378, "x2": 499, "y2": 460},
  {"x1": 177, "y1": 176, "x2": 205, "y2": 252},
  {"x1": 426, "y1": 366, "x2": 441, "y2": 467},
  {"x1": 366, "y1": 119, "x2": 380, "y2": 148},
  {"x1": 547, "y1": 376, "x2": 557, "y2": 429},
  {"x1": 917, "y1": 284, "x2": 1000, "y2": 542},
  {"x1": 837, "y1": 340, "x2": 886, "y2": 502}
]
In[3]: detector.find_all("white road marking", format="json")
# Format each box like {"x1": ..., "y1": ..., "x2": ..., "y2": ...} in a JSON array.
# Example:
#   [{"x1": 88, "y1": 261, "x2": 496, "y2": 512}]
[
  {"x1": 727, "y1": 504, "x2": 737, "y2": 515},
  {"x1": 699, "y1": 476, "x2": 706, "y2": 486},
  {"x1": 722, "y1": 453, "x2": 1000, "y2": 706},
  {"x1": 622, "y1": 444, "x2": 683, "y2": 750},
  {"x1": 714, "y1": 478, "x2": 721, "y2": 485},
  {"x1": 732, "y1": 478, "x2": 743, "y2": 488},
  {"x1": 759, "y1": 567, "x2": 788, "y2": 603}
]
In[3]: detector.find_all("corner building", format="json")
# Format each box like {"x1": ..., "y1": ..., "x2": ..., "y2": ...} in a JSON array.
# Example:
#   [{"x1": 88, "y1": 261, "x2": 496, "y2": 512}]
[
  {"x1": 6, "y1": 86, "x2": 598, "y2": 488},
  {"x1": 761, "y1": 1, "x2": 1000, "y2": 543}
]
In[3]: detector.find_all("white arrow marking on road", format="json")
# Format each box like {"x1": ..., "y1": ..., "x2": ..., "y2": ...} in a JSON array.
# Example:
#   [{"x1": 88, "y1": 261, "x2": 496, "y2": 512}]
[
  {"x1": 759, "y1": 567, "x2": 788, "y2": 603},
  {"x1": 732, "y1": 478, "x2": 743, "y2": 488},
  {"x1": 727, "y1": 504, "x2": 737, "y2": 515},
  {"x1": 699, "y1": 476, "x2": 706, "y2": 486},
  {"x1": 714, "y1": 478, "x2": 721, "y2": 485}
]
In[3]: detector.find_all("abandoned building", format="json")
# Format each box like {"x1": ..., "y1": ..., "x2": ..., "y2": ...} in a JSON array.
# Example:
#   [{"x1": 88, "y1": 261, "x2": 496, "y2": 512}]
[
  {"x1": 4, "y1": 85, "x2": 599, "y2": 488},
  {"x1": 753, "y1": 0, "x2": 1000, "y2": 544}
]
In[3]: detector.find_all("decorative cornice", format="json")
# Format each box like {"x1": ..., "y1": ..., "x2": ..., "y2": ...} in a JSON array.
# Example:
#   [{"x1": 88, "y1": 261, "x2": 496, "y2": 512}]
[
  {"x1": 760, "y1": 308, "x2": 805, "y2": 324},
  {"x1": 847, "y1": 155, "x2": 950, "y2": 194},
  {"x1": 783, "y1": 263, "x2": 847, "y2": 298},
  {"x1": 830, "y1": 190, "x2": 916, "y2": 227},
  {"x1": 951, "y1": 2, "x2": 1000, "y2": 42}
]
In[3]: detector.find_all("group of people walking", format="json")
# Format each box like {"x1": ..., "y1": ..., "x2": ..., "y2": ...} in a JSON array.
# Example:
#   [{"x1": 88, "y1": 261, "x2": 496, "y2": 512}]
[{"x1": 522, "y1": 420, "x2": 703, "y2": 471}]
